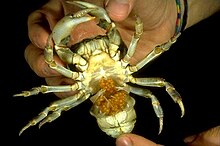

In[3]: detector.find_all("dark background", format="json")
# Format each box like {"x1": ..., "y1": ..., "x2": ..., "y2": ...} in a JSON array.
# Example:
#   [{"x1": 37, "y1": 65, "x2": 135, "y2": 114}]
[{"x1": 4, "y1": 0, "x2": 220, "y2": 145}]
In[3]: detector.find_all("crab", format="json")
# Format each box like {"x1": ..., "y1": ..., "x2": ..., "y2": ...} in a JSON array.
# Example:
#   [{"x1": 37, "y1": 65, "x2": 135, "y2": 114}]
[{"x1": 14, "y1": 1, "x2": 185, "y2": 138}]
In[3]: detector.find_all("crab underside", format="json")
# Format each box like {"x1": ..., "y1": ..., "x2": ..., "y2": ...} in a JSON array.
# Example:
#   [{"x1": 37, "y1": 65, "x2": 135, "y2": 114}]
[{"x1": 14, "y1": 1, "x2": 185, "y2": 138}]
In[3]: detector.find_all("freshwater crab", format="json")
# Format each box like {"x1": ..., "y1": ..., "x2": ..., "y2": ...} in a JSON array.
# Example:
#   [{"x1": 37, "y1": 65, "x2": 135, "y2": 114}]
[{"x1": 14, "y1": 1, "x2": 185, "y2": 138}]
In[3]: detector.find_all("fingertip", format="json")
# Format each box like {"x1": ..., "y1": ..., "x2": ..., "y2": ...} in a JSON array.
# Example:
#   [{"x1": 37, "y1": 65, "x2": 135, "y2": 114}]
[
  {"x1": 184, "y1": 135, "x2": 197, "y2": 143},
  {"x1": 105, "y1": 0, "x2": 134, "y2": 21},
  {"x1": 116, "y1": 133, "x2": 160, "y2": 146},
  {"x1": 36, "y1": 55, "x2": 64, "y2": 77},
  {"x1": 24, "y1": 43, "x2": 61, "y2": 78},
  {"x1": 28, "y1": 10, "x2": 51, "y2": 49},
  {"x1": 29, "y1": 27, "x2": 49, "y2": 49},
  {"x1": 116, "y1": 135, "x2": 133, "y2": 146}
]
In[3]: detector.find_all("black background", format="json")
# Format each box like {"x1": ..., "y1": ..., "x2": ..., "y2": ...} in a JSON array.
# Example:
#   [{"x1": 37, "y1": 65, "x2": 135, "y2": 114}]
[{"x1": 4, "y1": 0, "x2": 220, "y2": 145}]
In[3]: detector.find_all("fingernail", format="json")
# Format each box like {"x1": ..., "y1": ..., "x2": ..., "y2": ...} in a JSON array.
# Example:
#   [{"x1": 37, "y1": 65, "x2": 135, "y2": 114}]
[{"x1": 116, "y1": 136, "x2": 133, "y2": 146}]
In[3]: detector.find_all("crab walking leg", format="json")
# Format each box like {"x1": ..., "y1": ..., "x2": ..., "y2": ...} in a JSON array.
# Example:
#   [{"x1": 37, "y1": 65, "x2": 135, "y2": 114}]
[
  {"x1": 128, "y1": 85, "x2": 164, "y2": 134},
  {"x1": 19, "y1": 91, "x2": 89, "y2": 135},
  {"x1": 38, "y1": 93, "x2": 90, "y2": 128},
  {"x1": 43, "y1": 15, "x2": 95, "y2": 78},
  {"x1": 44, "y1": 44, "x2": 83, "y2": 80},
  {"x1": 106, "y1": 23, "x2": 121, "y2": 58},
  {"x1": 66, "y1": 1, "x2": 111, "y2": 23},
  {"x1": 13, "y1": 82, "x2": 82, "y2": 97},
  {"x1": 121, "y1": 17, "x2": 143, "y2": 67},
  {"x1": 128, "y1": 34, "x2": 181, "y2": 73},
  {"x1": 55, "y1": 46, "x2": 87, "y2": 66},
  {"x1": 130, "y1": 77, "x2": 185, "y2": 117}
]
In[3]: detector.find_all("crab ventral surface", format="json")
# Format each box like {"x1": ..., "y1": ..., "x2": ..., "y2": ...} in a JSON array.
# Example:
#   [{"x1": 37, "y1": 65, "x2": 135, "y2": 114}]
[{"x1": 14, "y1": 1, "x2": 185, "y2": 138}]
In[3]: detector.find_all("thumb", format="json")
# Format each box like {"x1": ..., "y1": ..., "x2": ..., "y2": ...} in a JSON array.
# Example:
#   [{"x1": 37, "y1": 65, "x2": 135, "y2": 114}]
[
  {"x1": 105, "y1": 0, "x2": 135, "y2": 21},
  {"x1": 116, "y1": 134, "x2": 163, "y2": 146}
]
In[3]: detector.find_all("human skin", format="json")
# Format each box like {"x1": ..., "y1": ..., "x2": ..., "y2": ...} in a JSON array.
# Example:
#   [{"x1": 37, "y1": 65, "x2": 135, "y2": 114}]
[
  {"x1": 183, "y1": 126, "x2": 220, "y2": 146},
  {"x1": 25, "y1": 0, "x2": 220, "y2": 98},
  {"x1": 115, "y1": 126, "x2": 220, "y2": 146},
  {"x1": 25, "y1": 0, "x2": 176, "y2": 75},
  {"x1": 25, "y1": 0, "x2": 178, "y2": 98},
  {"x1": 23, "y1": 0, "x2": 220, "y2": 145}
]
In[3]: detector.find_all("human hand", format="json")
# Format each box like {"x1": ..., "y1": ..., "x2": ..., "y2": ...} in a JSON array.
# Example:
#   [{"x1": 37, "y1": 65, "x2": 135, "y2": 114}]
[
  {"x1": 115, "y1": 126, "x2": 220, "y2": 146},
  {"x1": 116, "y1": 133, "x2": 163, "y2": 146},
  {"x1": 184, "y1": 125, "x2": 220, "y2": 146},
  {"x1": 25, "y1": 0, "x2": 178, "y2": 98}
]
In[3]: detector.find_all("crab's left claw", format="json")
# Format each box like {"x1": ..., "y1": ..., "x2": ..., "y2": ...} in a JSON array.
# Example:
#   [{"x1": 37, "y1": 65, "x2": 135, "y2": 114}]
[{"x1": 66, "y1": 1, "x2": 111, "y2": 23}]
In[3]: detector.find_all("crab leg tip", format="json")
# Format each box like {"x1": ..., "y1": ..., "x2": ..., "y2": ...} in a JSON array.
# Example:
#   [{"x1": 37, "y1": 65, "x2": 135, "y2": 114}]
[
  {"x1": 181, "y1": 110, "x2": 185, "y2": 118},
  {"x1": 38, "y1": 123, "x2": 43, "y2": 129},
  {"x1": 19, "y1": 126, "x2": 28, "y2": 136},
  {"x1": 38, "y1": 119, "x2": 49, "y2": 129},
  {"x1": 158, "y1": 118, "x2": 163, "y2": 134},
  {"x1": 158, "y1": 130, "x2": 161, "y2": 135},
  {"x1": 13, "y1": 91, "x2": 30, "y2": 97},
  {"x1": 177, "y1": 100, "x2": 185, "y2": 117},
  {"x1": 158, "y1": 127, "x2": 162, "y2": 135},
  {"x1": 19, "y1": 131, "x2": 23, "y2": 136},
  {"x1": 13, "y1": 94, "x2": 21, "y2": 97},
  {"x1": 13, "y1": 93, "x2": 24, "y2": 97}
]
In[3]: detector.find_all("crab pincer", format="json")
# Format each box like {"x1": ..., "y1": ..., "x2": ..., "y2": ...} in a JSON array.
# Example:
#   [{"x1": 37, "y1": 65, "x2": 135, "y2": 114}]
[{"x1": 66, "y1": 0, "x2": 111, "y2": 23}]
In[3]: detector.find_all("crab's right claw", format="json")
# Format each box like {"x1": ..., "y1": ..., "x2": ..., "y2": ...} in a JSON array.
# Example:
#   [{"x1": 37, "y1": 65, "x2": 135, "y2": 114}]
[
  {"x1": 52, "y1": 15, "x2": 95, "y2": 45},
  {"x1": 66, "y1": 1, "x2": 111, "y2": 23}
]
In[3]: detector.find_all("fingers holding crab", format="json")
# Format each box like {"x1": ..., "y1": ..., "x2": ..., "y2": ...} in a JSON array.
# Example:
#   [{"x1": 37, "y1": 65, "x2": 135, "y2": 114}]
[{"x1": 16, "y1": 1, "x2": 185, "y2": 138}]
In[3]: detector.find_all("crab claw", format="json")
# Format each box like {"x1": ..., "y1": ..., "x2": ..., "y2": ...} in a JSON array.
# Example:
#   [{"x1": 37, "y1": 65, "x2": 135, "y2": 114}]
[
  {"x1": 52, "y1": 15, "x2": 95, "y2": 45},
  {"x1": 66, "y1": 1, "x2": 111, "y2": 23}
]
